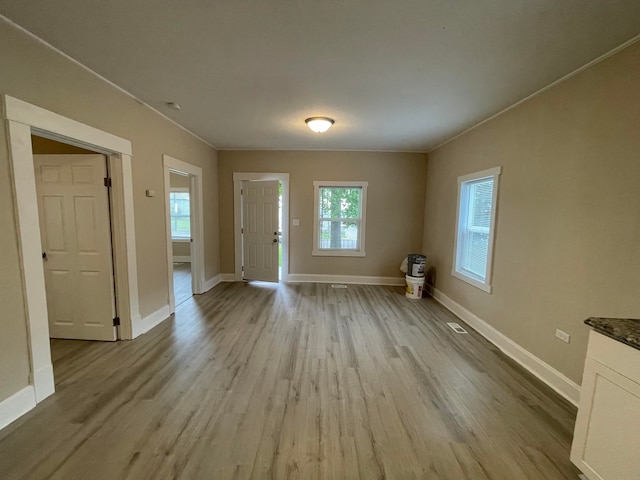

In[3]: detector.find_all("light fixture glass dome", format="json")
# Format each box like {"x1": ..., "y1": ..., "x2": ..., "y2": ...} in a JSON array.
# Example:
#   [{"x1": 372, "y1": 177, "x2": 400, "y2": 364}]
[{"x1": 305, "y1": 117, "x2": 334, "y2": 133}]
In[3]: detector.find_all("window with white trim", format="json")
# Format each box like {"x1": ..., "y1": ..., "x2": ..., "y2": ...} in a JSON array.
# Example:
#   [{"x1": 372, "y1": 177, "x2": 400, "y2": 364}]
[
  {"x1": 313, "y1": 181, "x2": 367, "y2": 257},
  {"x1": 452, "y1": 166, "x2": 501, "y2": 293},
  {"x1": 169, "y1": 188, "x2": 190, "y2": 240}
]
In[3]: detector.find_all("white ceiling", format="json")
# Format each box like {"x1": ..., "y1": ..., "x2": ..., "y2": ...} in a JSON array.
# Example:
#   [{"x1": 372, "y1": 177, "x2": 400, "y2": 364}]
[{"x1": 1, "y1": 1, "x2": 639, "y2": 152}]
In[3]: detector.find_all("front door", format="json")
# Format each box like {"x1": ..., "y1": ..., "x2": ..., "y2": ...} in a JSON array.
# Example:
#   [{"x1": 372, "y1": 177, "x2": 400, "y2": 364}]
[
  {"x1": 34, "y1": 154, "x2": 117, "y2": 341},
  {"x1": 242, "y1": 180, "x2": 279, "y2": 282}
]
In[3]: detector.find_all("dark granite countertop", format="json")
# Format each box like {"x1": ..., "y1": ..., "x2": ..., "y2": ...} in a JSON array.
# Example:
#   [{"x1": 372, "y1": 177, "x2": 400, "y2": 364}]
[{"x1": 585, "y1": 317, "x2": 640, "y2": 351}]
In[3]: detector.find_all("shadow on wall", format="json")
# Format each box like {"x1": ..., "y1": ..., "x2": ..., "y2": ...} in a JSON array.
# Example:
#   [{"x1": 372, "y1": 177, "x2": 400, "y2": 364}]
[{"x1": 424, "y1": 267, "x2": 436, "y2": 297}]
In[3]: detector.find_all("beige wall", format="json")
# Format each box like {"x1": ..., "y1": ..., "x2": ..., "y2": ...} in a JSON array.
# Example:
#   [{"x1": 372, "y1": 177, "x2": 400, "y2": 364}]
[
  {"x1": 423, "y1": 41, "x2": 640, "y2": 384},
  {"x1": 0, "y1": 20, "x2": 219, "y2": 402},
  {"x1": 219, "y1": 150, "x2": 427, "y2": 277},
  {"x1": 169, "y1": 171, "x2": 190, "y2": 189}
]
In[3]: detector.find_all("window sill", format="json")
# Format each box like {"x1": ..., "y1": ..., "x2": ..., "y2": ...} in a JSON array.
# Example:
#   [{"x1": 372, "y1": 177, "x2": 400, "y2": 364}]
[
  {"x1": 313, "y1": 249, "x2": 366, "y2": 257},
  {"x1": 451, "y1": 269, "x2": 492, "y2": 293},
  {"x1": 172, "y1": 238, "x2": 191, "y2": 243}
]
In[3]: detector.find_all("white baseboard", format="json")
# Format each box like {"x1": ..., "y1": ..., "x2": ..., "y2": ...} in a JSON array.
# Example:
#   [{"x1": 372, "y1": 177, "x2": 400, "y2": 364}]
[
  {"x1": 172, "y1": 256, "x2": 191, "y2": 263},
  {"x1": 33, "y1": 364, "x2": 55, "y2": 402},
  {"x1": 123, "y1": 313, "x2": 142, "y2": 340},
  {"x1": 219, "y1": 273, "x2": 236, "y2": 282},
  {"x1": 132, "y1": 304, "x2": 171, "y2": 338},
  {"x1": 203, "y1": 274, "x2": 235, "y2": 292},
  {"x1": 432, "y1": 288, "x2": 580, "y2": 406},
  {"x1": 0, "y1": 386, "x2": 36, "y2": 431},
  {"x1": 203, "y1": 275, "x2": 221, "y2": 292},
  {"x1": 286, "y1": 274, "x2": 405, "y2": 286}
]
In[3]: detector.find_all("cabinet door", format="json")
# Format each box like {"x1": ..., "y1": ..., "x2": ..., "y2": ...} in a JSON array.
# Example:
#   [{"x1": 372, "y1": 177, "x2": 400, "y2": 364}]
[{"x1": 571, "y1": 357, "x2": 640, "y2": 480}]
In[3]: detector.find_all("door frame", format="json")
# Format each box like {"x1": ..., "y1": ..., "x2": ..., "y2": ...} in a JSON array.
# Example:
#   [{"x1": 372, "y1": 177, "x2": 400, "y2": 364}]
[
  {"x1": 2, "y1": 95, "x2": 140, "y2": 403},
  {"x1": 233, "y1": 172, "x2": 289, "y2": 282},
  {"x1": 163, "y1": 155, "x2": 204, "y2": 313}
]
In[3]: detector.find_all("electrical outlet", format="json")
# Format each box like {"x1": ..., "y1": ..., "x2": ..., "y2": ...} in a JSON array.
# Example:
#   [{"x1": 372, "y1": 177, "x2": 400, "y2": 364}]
[{"x1": 555, "y1": 329, "x2": 570, "y2": 343}]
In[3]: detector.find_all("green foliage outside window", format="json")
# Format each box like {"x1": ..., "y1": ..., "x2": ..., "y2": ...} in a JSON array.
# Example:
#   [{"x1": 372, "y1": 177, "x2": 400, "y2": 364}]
[{"x1": 318, "y1": 187, "x2": 362, "y2": 249}]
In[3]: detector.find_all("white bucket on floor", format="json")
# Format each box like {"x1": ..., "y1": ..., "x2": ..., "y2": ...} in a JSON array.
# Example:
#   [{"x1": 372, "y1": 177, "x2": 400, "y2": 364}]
[{"x1": 405, "y1": 275, "x2": 425, "y2": 299}]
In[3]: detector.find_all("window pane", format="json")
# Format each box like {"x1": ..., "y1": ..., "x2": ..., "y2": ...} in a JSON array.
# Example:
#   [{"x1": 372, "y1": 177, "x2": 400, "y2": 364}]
[
  {"x1": 170, "y1": 192, "x2": 190, "y2": 238},
  {"x1": 313, "y1": 181, "x2": 368, "y2": 256},
  {"x1": 468, "y1": 180, "x2": 493, "y2": 230},
  {"x1": 462, "y1": 178, "x2": 493, "y2": 278},
  {"x1": 318, "y1": 220, "x2": 359, "y2": 249},
  {"x1": 319, "y1": 187, "x2": 361, "y2": 219},
  {"x1": 462, "y1": 230, "x2": 489, "y2": 279},
  {"x1": 454, "y1": 167, "x2": 500, "y2": 290},
  {"x1": 170, "y1": 192, "x2": 190, "y2": 215}
]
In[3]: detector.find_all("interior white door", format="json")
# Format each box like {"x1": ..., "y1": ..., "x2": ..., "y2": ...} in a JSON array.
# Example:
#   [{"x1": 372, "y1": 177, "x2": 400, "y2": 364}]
[
  {"x1": 242, "y1": 180, "x2": 279, "y2": 282},
  {"x1": 34, "y1": 154, "x2": 117, "y2": 341}
]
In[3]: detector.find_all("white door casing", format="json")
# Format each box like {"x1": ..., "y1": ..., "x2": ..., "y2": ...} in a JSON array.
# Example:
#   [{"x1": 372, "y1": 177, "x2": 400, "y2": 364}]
[
  {"x1": 3, "y1": 94, "x2": 139, "y2": 406},
  {"x1": 163, "y1": 155, "x2": 204, "y2": 314},
  {"x1": 34, "y1": 155, "x2": 117, "y2": 341},
  {"x1": 242, "y1": 180, "x2": 279, "y2": 282}
]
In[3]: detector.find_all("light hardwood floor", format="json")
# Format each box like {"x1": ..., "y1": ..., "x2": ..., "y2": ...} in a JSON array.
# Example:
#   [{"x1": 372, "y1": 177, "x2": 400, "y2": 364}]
[
  {"x1": 0, "y1": 282, "x2": 579, "y2": 479},
  {"x1": 173, "y1": 262, "x2": 192, "y2": 307}
]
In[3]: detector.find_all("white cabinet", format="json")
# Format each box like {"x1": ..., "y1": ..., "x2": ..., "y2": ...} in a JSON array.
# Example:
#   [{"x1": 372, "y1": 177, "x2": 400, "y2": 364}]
[{"x1": 571, "y1": 331, "x2": 640, "y2": 480}]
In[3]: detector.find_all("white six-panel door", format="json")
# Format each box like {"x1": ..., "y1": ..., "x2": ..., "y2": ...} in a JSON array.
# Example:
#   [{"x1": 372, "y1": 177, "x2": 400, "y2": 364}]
[
  {"x1": 242, "y1": 180, "x2": 279, "y2": 282},
  {"x1": 34, "y1": 155, "x2": 117, "y2": 341}
]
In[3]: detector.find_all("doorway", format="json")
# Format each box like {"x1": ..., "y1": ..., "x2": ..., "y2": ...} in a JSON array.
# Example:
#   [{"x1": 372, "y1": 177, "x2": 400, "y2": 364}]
[
  {"x1": 169, "y1": 171, "x2": 193, "y2": 306},
  {"x1": 233, "y1": 172, "x2": 290, "y2": 283},
  {"x1": 241, "y1": 180, "x2": 280, "y2": 282},
  {"x1": 3, "y1": 94, "x2": 139, "y2": 405},
  {"x1": 32, "y1": 136, "x2": 118, "y2": 341},
  {"x1": 163, "y1": 155, "x2": 205, "y2": 314}
]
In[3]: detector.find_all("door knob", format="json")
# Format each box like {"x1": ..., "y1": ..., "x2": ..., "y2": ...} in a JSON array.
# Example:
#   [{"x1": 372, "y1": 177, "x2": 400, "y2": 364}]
[
  {"x1": 273, "y1": 239, "x2": 278, "y2": 243},
  {"x1": 42, "y1": 252, "x2": 47, "y2": 259}
]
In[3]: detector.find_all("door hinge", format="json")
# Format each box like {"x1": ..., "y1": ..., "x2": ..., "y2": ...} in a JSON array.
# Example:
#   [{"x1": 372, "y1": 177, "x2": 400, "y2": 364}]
[
  {"x1": 104, "y1": 177, "x2": 112, "y2": 187},
  {"x1": 113, "y1": 317, "x2": 120, "y2": 326},
  {"x1": 241, "y1": 227, "x2": 244, "y2": 234}
]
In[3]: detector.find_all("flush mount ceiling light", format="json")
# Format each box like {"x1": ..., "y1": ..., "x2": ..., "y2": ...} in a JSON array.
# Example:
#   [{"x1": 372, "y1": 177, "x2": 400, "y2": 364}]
[{"x1": 305, "y1": 117, "x2": 334, "y2": 133}]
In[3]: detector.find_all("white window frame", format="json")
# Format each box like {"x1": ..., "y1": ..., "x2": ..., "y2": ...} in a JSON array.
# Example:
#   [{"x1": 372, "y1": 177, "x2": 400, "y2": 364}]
[
  {"x1": 169, "y1": 187, "x2": 191, "y2": 241},
  {"x1": 452, "y1": 166, "x2": 501, "y2": 293},
  {"x1": 313, "y1": 181, "x2": 368, "y2": 257}
]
